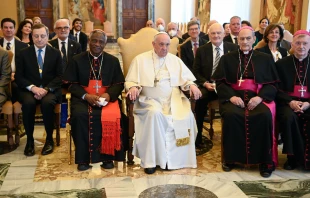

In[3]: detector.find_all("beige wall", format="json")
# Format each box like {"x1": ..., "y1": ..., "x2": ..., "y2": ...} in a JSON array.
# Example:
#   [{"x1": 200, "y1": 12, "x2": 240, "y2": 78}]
[
  {"x1": 301, "y1": 0, "x2": 310, "y2": 30},
  {"x1": 249, "y1": 0, "x2": 262, "y2": 30},
  {"x1": 0, "y1": 1, "x2": 18, "y2": 26},
  {"x1": 154, "y1": 0, "x2": 171, "y2": 27}
]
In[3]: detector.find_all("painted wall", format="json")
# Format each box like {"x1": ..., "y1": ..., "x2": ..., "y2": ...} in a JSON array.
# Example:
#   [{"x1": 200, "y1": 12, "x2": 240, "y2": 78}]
[
  {"x1": 154, "y1": 0, "x2": 171, "y2": 27},
  {"x1": 0, "y1": 1, "x2": 18, "y2": 25}
]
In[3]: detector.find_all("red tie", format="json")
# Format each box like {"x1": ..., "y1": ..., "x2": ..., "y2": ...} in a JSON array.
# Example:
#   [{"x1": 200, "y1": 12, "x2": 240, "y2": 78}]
[{"x1": 193, "y1": 42, "x2": 198, "y2": 56}]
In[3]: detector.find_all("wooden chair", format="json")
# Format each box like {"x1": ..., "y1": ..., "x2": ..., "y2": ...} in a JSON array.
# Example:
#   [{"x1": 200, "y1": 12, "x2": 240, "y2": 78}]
[
  {"x1": 118, "y1": 27, "x2": 188, "y2": 165},
  {"x1": 203, "y1": 100, "x2": 219, "y2": 140}
]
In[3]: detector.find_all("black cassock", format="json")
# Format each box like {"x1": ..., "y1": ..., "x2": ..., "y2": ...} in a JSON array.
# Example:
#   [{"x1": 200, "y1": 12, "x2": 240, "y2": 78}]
[
  {"x1": 276, "y1": 55, "x2": 310, "y2": 169},
  {"x1": 212, "y1": 50, "x2": 279, "y2": 165},
  {"x1": 64, "y1": 51, "x2": 127, "y2": 165}
]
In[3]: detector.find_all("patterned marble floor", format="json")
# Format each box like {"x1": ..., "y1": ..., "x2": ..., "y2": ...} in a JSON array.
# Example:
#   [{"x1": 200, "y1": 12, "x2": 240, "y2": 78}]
[
  {"x1": 1, "y1": 44, "x2": 310, "y2": 197},
  {"x1": 1, "y1": 120, "x2": 310, "y2": 197}
]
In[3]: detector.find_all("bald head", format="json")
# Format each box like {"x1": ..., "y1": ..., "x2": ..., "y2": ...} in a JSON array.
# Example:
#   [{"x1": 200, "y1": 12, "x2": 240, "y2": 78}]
[
  {"x1": 156, "y1": 18, "x2": 165, "y2": 27},
  {"x1": 209, "y1": 23, "x2": 224, "y2": 46}
]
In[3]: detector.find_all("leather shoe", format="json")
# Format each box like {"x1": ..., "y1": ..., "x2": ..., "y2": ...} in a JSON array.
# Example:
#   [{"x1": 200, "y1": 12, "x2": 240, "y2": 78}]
[
  {"x1": 259, "y1": 163, "x2": 273, "y2": 178},
  {"x1": 222, "y1": 163, "x2": 234, "y2": 172},
  {"x1": 77, "y1": 164, "x2": 92, "y2": 171},
  {"x1": 24, "y1": 141, "x2": 35, "y2": 156},
  {"x1": 284, "y1": 159, "x2": 296, "y2": 170},
  {"x1": 41, "y1": 140, "x2": 54, "y2": 155},
  {"x1": 144, "y1": 167, "x2": 156, "y2": 174},
  {"x1": 100, "y1": 161, "x2": 114, "y2": 169}
]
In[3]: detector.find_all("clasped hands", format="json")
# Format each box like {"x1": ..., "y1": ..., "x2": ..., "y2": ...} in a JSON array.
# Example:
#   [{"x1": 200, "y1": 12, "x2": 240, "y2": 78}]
[
  {"x1": 230, "y1": 96, "x2": 263, "y2": 110},
  {"x1": 85, "y1": 93, "x2": 110, "y2": 107},
  {"x1": 31, "y1": 86, "x2": 48, "y2": 100},
  {"x1": 289, "y1": 100, "x2": 310, "y2": 113}
]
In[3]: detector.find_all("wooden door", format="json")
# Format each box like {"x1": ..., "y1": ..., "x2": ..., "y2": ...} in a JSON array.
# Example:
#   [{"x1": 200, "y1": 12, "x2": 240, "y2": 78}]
[
  {"x1": 24, "y1": 0, "x2": 54, "y2": 32},
  {"x1": 122, "y1": 0, "x2": 148, "y2": 39}
]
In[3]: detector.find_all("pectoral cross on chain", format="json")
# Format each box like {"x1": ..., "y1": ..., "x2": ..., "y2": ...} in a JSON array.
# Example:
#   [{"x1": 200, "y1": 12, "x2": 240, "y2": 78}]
[
  {"x1": 299, "y1": 86, "x2": 307, "y2": 97},
  {"x1": 238, "y1": 77, "x2": 245, "y2": 87},
  {"x1": 154, "y1": 78, "x2": 159, "y2": 87},
  {"x1": 93, "y1": 80, "x2": 101, "y2": 94}
]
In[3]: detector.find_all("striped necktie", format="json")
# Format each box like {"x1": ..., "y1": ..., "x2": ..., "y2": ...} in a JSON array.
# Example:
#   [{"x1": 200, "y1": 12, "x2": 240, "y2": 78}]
[{"x1": 212, "y1": 47, "x2": 220, "y2": 75}]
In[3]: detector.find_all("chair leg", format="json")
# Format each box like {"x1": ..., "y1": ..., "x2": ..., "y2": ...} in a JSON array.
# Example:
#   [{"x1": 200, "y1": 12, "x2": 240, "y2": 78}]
[
  {"x1": 55, "y1": 112, "x2": 60, "y2": 146},
  {"x1": 6, "y1": 114, "x2": 14, "y2": 147},
  {"x1": 66, "y1": 123, "x2": 71, "y2": 165},
  {"x1": 14, "y1": 113, "x2": 20, "y2": 146},
  {"x1": 209, "y1": 108, "x2": 215, "y2": 140}
]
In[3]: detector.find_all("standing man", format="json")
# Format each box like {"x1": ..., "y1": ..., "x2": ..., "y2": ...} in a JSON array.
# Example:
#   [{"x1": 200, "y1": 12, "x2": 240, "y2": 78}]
[
  {"x1": 15, "y1": 24, "x2": 63, "y2": 156},
  {"x1": 125, "y1": 32, "x2": 202, "y2": 174},
  {"x1": 63, "y1": 30, "x2": 125, "y2": 171},
  {"x1": 275, "y1": 30, "x2": 310, "y2": 170},
  {"x1": 49, "y1": 19, "x2": 82, "y2": 73},
  {"x1": 180, "y1": 20, "x2": 207, "y2": 72},
  {"x1": 212, "y1": 26, "x2": 279, "y2": 178},
  {"x1": 70, "y1": 18, "x2": 88, "y2": 52},
  {"x1": 223, "y1": 16, "x2": 241, "y2": 45},
  {"x1": 0, "y1": 18, "x2": 28, "y2": 104},
  {"x1": 193, "y1": 23, "x2": 238, "y2": 148}
]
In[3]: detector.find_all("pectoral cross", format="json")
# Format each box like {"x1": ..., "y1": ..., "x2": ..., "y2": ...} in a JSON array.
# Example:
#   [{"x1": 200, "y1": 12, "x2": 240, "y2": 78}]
[
  {"x1": 299, "y1": 86, "x2": 307, "y2": 97},
  {"x1": 154, "y1": 78, "x2": 159, "y2": 87},
  {"x1": 238, "y1": 77, "x2": 244, "y2": 87},
  {"x1": 93, "y1": 80, "x2": 101, "y2": 94}
]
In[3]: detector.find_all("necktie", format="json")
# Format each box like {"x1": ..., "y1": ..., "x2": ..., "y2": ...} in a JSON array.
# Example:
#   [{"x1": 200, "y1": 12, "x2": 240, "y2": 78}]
[
  {"x1": 38, "y1": 49, "x2": 43, "y2": 78},
  {"x1": 212, "y1": 47, "x2": 220, "y2": 75},
  {"x1": 61, "y1": 41, "x2": 67, "y2": 66},
  {"x1": 234, "y1": 37, "x2": 238, "y2": 45},
  {"x1": 75, "y1": 33, "x2": 78, "y2": 42},
  {"x1": 6, "y1": 42, "x2": 11, "y2": 50},
  {"x1": 193, "y1": 42, "x2": 198, "y2": 56}
]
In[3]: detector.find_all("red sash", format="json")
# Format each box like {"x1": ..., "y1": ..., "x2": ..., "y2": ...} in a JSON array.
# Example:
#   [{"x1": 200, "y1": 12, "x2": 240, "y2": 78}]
[
  {"x1": 287, "y1": 85, "x2": 310, "y2": 99},
  {"x1": 231, "y1": 79, "x2": 278, "y2": 166},
  {"x1": 84, "y1": 80, "x2": 121, "y2": 156}
]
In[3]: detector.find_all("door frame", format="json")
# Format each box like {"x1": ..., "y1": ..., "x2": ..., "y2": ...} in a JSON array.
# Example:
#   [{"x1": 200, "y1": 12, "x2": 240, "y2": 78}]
[
  {"x1": 117, "y1": 0, "x2": 154, "y2": 38},
  {"x1": 17, "y1": 0, "x2": 59, "y2": 27}
]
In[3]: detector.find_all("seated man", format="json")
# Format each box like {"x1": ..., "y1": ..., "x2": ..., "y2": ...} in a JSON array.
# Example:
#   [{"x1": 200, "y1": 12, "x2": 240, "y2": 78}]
[
  {"x1": 63, "y1": 30, "x2": 125, "y2": 171},
  {"x1": 15, "y1": 24, "x2": 63, "y2": 156},
  {"x1": 212, "y1": 26, "x2": 279, "y2": 178},
  {"x1": 275, "y1": 30, "x2": 310, "y2": 170},
  {"x1": 125, "y1": 32, "x2": 202, "y2": 174}
]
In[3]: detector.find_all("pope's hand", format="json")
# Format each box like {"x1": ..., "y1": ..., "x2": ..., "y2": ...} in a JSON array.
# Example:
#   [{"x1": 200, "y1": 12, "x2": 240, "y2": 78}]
[
  {"x1": 126, "y1": 87, "x2": 140, "y2": 101},
  {"x1": 190, "y1": 85, "x2": 202, "y2": 100}
]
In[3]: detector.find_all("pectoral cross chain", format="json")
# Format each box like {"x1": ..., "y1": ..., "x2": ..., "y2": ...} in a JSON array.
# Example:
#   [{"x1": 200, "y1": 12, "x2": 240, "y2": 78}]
[
  {"x1": 299, "y1": 86, "x2": 307, "y2": 97},
  {"x1": 93, "y1": 80, "x2": 101, "y2": 94}
]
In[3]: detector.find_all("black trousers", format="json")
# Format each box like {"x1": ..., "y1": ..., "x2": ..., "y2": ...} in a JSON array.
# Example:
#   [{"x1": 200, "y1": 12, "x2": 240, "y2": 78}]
[
  {"x1": 195, "y1": 87, "x2": 218, "y2": 144},
  {"x1": 20, "y1": 91, "x2": 57, "y2": 143}
]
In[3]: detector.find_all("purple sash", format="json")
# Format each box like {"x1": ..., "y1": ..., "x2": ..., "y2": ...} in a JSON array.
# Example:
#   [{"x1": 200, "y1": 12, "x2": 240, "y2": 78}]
[{"x1": 287, "y1": 85, "x2": 310, "y2": 99}]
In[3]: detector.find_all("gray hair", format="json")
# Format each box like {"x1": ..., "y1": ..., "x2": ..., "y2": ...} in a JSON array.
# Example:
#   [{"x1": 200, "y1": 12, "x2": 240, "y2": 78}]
[
  {"x1": 187, "y1": 20, "x2": 200, "y2": 31},
  {"x1": 153, "y1": 32, "x2": 169, "y2": 42},
  {"x1": 89, "y1": 29, "x2": 107, "y2": 43},
  {"x1": 54, "y1": 18, "x2": 70, "y2": 29},
  {"x1": 230, "y1": 16, "x2": 241, "y2": 23}
]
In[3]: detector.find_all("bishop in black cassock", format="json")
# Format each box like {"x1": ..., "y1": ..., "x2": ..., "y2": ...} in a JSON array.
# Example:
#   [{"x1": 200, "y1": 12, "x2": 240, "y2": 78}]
[
  {"x1": 212, "y1": 26, "x2": 279, "y2": 178},
  {"x1": 64, "y1": 30, "x2": 126, "y2": 171},
  {"x1": 275, "y1": 30, "x2": 310, "y2": 170}
]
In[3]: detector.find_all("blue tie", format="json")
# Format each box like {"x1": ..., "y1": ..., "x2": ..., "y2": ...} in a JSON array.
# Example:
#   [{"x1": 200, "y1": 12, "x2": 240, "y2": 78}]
[{"x1": 38, "y1": 49, "x2": 43, "y2": 78}]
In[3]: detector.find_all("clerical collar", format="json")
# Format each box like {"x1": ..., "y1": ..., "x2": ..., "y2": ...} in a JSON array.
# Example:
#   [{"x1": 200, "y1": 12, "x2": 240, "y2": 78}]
[
  {"x1": 241, "y1": 49, "x2": 253, "y2": 55},
  {"x1": 89, "y1": 52, "x2": 103, "y2": 59},
  {"x1": 294, "y1": 55, "x2": 308, "y2": 62}
]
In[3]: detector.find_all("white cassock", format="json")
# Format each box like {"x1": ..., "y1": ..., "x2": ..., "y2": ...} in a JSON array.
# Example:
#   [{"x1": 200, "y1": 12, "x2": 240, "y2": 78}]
[{"x1": 125, "y1": 50, "x2": 198, "y2": 169}]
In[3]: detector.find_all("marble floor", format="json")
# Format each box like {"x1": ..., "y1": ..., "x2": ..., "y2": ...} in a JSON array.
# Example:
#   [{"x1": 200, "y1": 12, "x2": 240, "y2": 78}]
[
  {"x1": 1, "y1": 120, "x2": 310, "y2": 197},
  {"x1": 1, "y1": 44, "x2": 310, "y2": 197}
]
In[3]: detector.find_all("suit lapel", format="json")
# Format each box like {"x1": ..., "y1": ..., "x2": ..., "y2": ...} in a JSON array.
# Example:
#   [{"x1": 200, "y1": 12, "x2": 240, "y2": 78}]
[
  {"x1": 67, "y1": 39, "x2": 73, "y2": 58},
  {"x1": 206, "y1": 43, "x2": 213, "y2": 77},
  {"x1": 186, "y1": 41, "x2": 194, "y2": 59},
  {"x1": 30, "y1": 45, "x2": 41, "y2": 78},
  {"x1": 42, "y1": 45, "x2": 51, "y2": 76}
]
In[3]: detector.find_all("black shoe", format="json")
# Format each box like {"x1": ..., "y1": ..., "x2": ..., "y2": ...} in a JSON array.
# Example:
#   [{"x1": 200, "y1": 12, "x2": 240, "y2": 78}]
[
  {"x1": 100, "y1": 161, "x2": 115, "y2": 169},
  {"x1": 195, "y1": 143, "x2": 207, "y2": 149},
  {"x1": 41, "y1": 140, "x2": 54, "y2": 155},
  {"x1": 222, "y1": 163, "x2": 234, "y2": 172},
  {"x1": 24, "y1": 141, "x2": 35, "y2": 156},
  {"x1": 259, "y1": 163, "x2": 273, "y2": 178},
  {"x1": 284, "y1": 159, "x2": 296, "y2": 170},
  {"x1": 144, "y1": 167, "x2": 156, "y2": 174},
  {"x1": 77, "y1": 164, "x2": 92, "y2": 171}
]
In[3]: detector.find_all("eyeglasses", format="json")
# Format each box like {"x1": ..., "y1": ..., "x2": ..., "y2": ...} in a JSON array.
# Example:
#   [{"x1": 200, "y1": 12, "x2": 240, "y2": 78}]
[
  {"x1": 33, "y1": 34, "x2": 47, "y2": 39},
  {"x1": 189, "y1": 28, "x2": 199, "y2": 31},
  {"x1": 56, "y1": 26, "x2": 69, "y2": 31}
]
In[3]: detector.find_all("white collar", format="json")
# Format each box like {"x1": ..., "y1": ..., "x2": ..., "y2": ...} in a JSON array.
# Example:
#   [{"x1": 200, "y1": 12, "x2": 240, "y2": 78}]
[
  {"x1": 34, "y1": 45, "x2": 46, "y2": 52},
  {"x1": 212, "y1": 42, "x2": 224, "y2": 51},
  {"x1": 58, "y1": 37, "x2": 68, "y2": 44}
]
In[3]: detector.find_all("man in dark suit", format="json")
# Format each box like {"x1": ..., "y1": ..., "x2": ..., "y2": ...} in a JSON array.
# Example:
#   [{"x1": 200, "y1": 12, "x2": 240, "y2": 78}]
[
  {"x1": 70, "y1": 18, "x2": 88, "y2": 52},
  {"x1": 0, "y1": 18, "x2": 28, "y2": 103},
  {"x1": 180, "y1": 20, "x2": 207, "y2": 72},
  {"x1": 182, "y1": 17, "x2": 206, "y2": 40},
  {"x1": 193, "y1": 23, "x2": 238, "y2": 148},
  {"x1": 223, "y1": 16, "x2": 241, "y2": 45},
  {"x1": 15, "y1": 24, "x2": 63, "y2": 156},
  {"x1": 49, "y1": 19, "x2": 82, "y2": 73}
]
